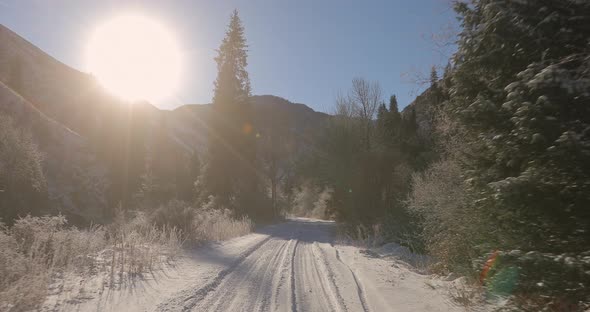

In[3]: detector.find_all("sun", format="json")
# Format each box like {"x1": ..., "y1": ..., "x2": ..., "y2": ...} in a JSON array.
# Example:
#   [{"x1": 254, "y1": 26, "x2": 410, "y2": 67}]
[{"x1": 86, "y1": 14, "x2": 181, "y2": 102}]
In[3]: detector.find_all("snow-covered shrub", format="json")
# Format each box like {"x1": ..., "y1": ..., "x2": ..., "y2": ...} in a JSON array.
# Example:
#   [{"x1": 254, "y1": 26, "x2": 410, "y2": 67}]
[
  {"x1": 191, "y1": 207, "x2": 253, "y2": 242},
  {"x1": 150, "y1": 199, "x2": 195, "y2": 238},
  {"x1": 290, "y1": 183, "x2": 332, "y2": 219},
  {"x1": 148, "y1": 198, "x2": 253, "y2": 244},
  {"x1": 0, "y1": 221, "x2": 48, "y2": 311},
  {"x1": 11, "y1": 215, "x2": 107, "y2": 270},
  {"x1": 405, "y1": 108, "x2": 486, "y2": 273},
  {"x1": 107, "y1": 210, "x2": 182, "y2": 276},
  {"x1": 0, "y1": 215, "x2": 106, "y2": 311},
  {"x1": 407, "y1": 158, "x2": 483, "y2": 274}
]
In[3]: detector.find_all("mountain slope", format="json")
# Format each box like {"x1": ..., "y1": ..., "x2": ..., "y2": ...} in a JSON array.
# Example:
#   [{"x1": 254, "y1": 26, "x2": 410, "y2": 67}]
[
  {"x1": 0, "y1": 80, "x2": 108, "y2": 222},
  {"x1": 168, "y1": 95, "x2": 329, "y2": 154}
]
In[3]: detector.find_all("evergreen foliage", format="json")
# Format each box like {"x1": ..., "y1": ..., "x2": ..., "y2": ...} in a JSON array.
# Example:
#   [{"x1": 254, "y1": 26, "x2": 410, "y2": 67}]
[
  {"x1": 204, "y1": 10, "x2": 265, "y2": 216},
  {"x1": 389, "y1": 95, "x2": 398, "y2": 113},
  {"x1": 451, "y1": 0, "x2": 590, "y2": 258},
  {"x1": 429, "y1": 66, "x2": 438, "y2": 88},
  {"x1": 411, "y1": 0, "x2": 590, "y2": 307}
]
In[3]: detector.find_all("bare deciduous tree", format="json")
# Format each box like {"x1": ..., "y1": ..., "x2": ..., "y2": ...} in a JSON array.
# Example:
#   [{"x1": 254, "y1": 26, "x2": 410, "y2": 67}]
[
  {"x1": 335, "y1": 78, "x2": 383, "y2": 150},
  {"x1": 351, "y1": 77, "x2": 381, "y2": 122}
]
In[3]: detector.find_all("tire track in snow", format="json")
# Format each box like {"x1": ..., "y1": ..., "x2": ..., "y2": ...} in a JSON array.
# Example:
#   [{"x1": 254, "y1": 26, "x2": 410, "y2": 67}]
[
  {"x1": 334, "y1": 247, "x2": 370, "y2": 312},
  {"x1": 310, "y1": 242, "x2": 348, "y2": 312},
  {"x1": 155, "y1": 235, "x2": 272, "y2": 312},
  {"x1": 193, "y1": 238, "x2": 290, "y2": 312},
  {"x1": 71, "y1": 219, "x2": 465, "y2": 312},
  {"x1": 290, "y1": 239, "x2": 299, "y2": 312},
  {"x1": 203, "y1": 238, "x2": 289, "y2": 311},
  {"x1": 243, "y1": 239, "x2": 290, "y2": 312},
  {"x1": 271, "y1": 239, "x2": 296, "y2": 312}
]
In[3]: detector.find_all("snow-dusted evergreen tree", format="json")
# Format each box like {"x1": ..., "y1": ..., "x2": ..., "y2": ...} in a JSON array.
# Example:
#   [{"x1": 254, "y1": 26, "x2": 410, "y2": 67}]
[
  {"x1": 449, "y1": 0, "x2": 590, "y2": 306},
  {"x1": 204, "y1": 10, "x2": 260, "y2": 214}
]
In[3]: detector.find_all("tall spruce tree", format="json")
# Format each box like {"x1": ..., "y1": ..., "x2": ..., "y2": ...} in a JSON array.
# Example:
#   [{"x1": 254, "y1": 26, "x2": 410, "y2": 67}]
[
  {"x1": 205, "y1": 10, "x2": 259, "y2": 213},
  {"x1": 381, "y1": 95, "x2": 401, "y2": 147},
  {"x1": 388, "y1": 95, "x2": 398, "y2": 113}
]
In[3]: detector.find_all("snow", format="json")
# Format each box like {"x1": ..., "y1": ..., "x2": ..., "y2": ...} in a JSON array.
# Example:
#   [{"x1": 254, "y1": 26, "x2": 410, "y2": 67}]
[{"x1": 42, "y1": 219, "x2": 470, "y2": 311}]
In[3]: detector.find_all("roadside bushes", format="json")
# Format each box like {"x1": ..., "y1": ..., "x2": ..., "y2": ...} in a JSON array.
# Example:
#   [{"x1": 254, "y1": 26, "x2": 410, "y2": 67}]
[
  {"x1": 192, "y1": 207, "x2": 253, "y2": 242},
  {"x1": 406, "y1": 158, "x2": 482, "y2": 273},
  {"x1": 0, "y1": 221, "x2": 48, "y2": 311},
  {"x1": 0, "y1": 214, "x2": 181, "y2": 311},
  {"x1": 149, "y1": 199, "x2": 253, "y2": 244},
  {"x1": 290, "y1": 182, "x2": 332, "y2": 219},
  {"x1": 150, "y1": 199, "x2": 195, "y2": 237},
  {"x1": 0, "y1": 200, "x2": 254, "y2": 311}
]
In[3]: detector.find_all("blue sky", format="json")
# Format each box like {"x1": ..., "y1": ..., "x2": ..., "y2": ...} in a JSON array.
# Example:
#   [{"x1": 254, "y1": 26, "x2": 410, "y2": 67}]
[{"x1": 0, "y1": 0, "x2": 458, "y2": 112}]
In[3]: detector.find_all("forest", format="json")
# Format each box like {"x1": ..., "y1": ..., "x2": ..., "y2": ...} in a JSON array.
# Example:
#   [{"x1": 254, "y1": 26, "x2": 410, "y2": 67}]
[{"x1": 1, "y1": 0, "x2": 589, "y2": 311}]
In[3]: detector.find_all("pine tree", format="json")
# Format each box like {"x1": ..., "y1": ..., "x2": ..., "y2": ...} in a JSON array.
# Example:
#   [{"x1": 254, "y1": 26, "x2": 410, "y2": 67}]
[
  {"x1": 204, "y1": 10, "x2": 259, "y2": 213},
  {"x1": 382, "y1": 95, "x2": 401, "y2": 145},
  {"x1": 429, "y1": 66, "x2": 438, "y2": 88},
  {"x1": 449, "y1": 0, "x2": 590, "y2": 305},
  {"x1": 377, "y1": 102, "x2": 388, "y2": 119},
  {"x1": 388, "y1": 95, "x2": 398, "y2": 113},
  {"x1": 213, "y1": 10, "x2": 251, "y2": 103},
  {"x1": 376, "y1": 102, "x2": 389, "y2": 142}
]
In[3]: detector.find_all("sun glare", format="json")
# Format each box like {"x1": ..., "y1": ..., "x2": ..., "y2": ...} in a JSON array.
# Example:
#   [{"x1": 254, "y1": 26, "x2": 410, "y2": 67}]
[{"x1": 86, "y1": 14, "x2": 181, "y2": 102}]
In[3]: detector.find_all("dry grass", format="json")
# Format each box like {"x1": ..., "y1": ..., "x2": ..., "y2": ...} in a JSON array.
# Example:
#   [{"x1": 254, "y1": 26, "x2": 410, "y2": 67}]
[
  {"x1": 0, "y1": 200, "x2": 254, "y2": 311},
  {"x1": 191, "y1": 208, "x2": 253, "y2": 242},
  {"x1": 339, "y1": 223, "x2": 385, "y2": 248},
  {"x1": 151, "y1": 199, "x2": 254, "y2": 244},
  {"x1": 106, "y1": 212, "x2": 182, "y2": 278},
  {"x1": 0, "y1": 214, "x2": 181, "y2": 312}
]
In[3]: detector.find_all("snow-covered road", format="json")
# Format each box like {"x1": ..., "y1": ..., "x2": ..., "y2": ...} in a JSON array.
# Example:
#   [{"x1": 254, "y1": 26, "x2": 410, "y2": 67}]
[
  {"x1": 155, "y1": 219, "x2": 463, "y2": 312},
  {"x1": 44, "y1": 218, "x2": 465, "y2": 311}
]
